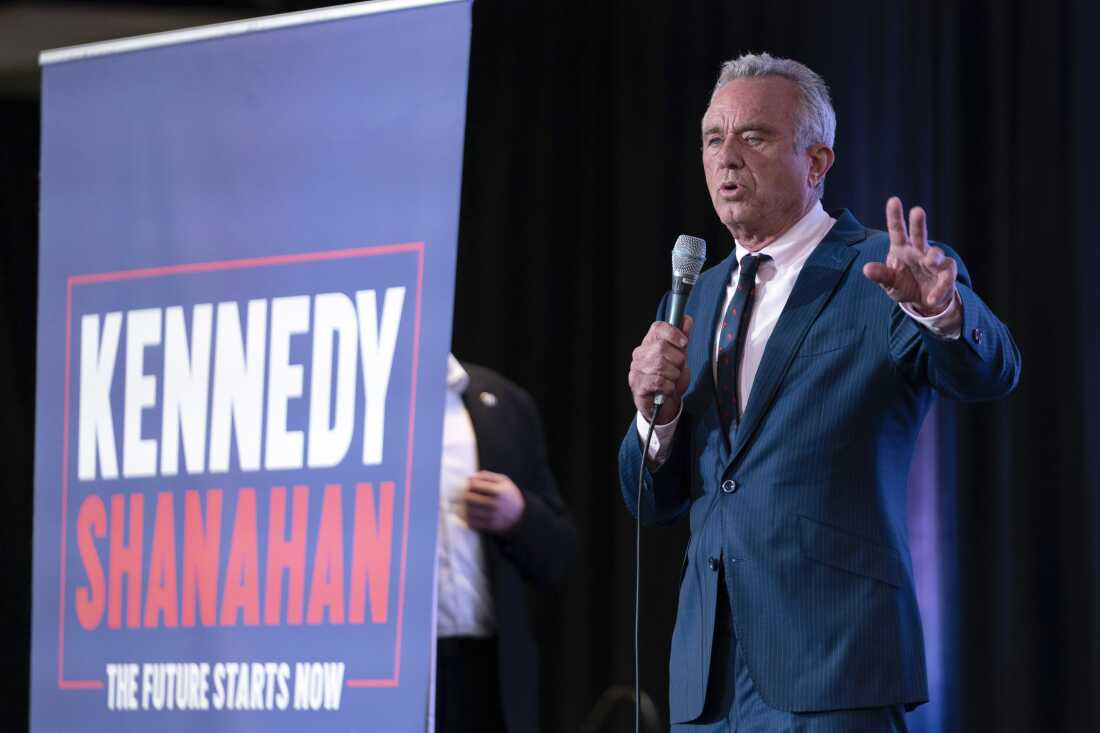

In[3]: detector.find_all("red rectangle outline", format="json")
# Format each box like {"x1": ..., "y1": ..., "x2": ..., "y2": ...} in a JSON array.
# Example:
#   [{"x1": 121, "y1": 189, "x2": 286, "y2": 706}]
[{"x1": 57, "y1": 242, "x2": 425, "y2": 691}]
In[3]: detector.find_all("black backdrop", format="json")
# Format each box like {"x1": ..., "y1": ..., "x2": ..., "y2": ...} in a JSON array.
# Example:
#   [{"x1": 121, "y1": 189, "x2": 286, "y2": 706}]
[{"x1": 2, "y1": 0, "x2": 1098, "y2": 730}]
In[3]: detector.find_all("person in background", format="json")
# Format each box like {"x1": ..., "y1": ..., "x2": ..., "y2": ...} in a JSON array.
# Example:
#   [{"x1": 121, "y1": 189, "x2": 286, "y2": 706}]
[{"x1": 435, "y1": 355, "x2": 576, "y2": 733}]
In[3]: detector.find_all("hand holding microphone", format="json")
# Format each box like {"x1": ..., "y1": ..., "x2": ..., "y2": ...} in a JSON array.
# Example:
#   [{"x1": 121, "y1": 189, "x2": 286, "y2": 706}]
[
  {"x1": 628, "y1": 235, "x2": 706, "y2": 423},
  {"x1": 628, "y1": 318, "x2": 694, "y2": 422}
]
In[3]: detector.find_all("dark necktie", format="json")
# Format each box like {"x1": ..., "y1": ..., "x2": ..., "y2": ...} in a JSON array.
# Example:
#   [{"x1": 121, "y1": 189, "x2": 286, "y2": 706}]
[{"x1": 716, "y1": 253, "x2": 770, "y2": 436}]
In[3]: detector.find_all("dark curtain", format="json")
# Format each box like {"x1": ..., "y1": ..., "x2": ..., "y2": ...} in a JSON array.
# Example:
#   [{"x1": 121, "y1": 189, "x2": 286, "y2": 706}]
[
  {"x1": 1, "y1": 95, "x2": 39, "y2": 721},
  {"x1": 3, "y1": 0, "x2": 1098, "y2": 730}
]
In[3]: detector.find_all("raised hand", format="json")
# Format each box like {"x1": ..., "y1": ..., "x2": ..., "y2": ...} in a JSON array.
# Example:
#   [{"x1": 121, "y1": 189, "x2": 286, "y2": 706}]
[{"x1": 863, "y1": 197, "x2": 957, "y2": 316}]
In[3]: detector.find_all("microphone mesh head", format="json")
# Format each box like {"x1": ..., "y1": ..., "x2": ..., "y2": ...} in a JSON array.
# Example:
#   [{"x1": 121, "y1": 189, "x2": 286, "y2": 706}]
[{"x1": 671, "y1": 234, "x2": 707, "y2": 278}]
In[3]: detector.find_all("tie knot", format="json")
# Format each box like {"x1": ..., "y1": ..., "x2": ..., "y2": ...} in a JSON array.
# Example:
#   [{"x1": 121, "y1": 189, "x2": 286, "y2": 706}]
[{"x1": 737, "y1": 253, "x2": 770, "y2": 288}]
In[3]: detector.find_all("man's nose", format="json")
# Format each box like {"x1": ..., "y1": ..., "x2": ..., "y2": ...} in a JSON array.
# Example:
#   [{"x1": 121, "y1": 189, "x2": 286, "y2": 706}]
[{"x1": 718, "y1": 137, "x2": 744, "y2": 168}]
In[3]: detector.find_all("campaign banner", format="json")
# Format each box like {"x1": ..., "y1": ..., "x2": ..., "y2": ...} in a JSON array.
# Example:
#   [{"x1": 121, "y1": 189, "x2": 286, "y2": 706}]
[{"x1": 30, "y1": 1, "x2": 471, "y2": 731}]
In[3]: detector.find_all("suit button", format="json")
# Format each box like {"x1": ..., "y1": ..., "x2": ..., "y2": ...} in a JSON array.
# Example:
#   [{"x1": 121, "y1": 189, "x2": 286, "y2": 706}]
[
  {"x1": 708, "y1": 557, "x2": 720, "y2": 571},
  {"x1": 972, "y1": 327, "x2": 983, "y2": 344},
  {"x1": 721, "y1": 479, "x2": 737, "y2": 494}
]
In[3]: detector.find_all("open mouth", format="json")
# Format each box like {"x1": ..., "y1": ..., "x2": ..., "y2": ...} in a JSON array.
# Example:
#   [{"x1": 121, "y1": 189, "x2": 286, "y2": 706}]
[{"x1": 719, "y1": 181, "x2": 743, "y2": 197}]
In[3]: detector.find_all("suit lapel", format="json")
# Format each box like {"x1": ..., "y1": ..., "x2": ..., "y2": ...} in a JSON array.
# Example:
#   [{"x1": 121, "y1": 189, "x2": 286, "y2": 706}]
[{"x1": 727, "y1": 210, "x2": 866, "y2": 468}]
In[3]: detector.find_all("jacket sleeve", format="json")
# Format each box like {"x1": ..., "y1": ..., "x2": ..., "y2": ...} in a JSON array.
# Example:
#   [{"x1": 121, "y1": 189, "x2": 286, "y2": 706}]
[
  {"x1": 618, "y1": 413, "x2": 693, "y2": 526},
  {"x1": 890, "y1": 244, "x2": 1022, "y2": 401},
  {"x1": 492, "y1": 388, "x2": 577, "y2": 588}
]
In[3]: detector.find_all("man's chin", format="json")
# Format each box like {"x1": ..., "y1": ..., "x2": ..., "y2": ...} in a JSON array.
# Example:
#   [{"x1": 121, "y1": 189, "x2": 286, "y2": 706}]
[{"x1": 716, "y1": 204, "x2": 756, "y2": 232}]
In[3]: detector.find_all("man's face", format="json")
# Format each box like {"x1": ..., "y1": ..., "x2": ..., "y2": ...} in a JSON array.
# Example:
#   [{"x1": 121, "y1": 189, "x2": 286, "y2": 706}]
[{"x1": 701, "y1": 76, "x2": 819, "y2": 243}]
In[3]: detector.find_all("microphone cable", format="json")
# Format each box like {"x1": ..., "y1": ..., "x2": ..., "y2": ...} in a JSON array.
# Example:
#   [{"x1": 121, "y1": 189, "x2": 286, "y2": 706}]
[
  {"x1": 635, "y1": 402, "x2": 661, "y2": 733},
  {"x1": 630, "y1": 234, "x2": 703, "y2": 733}
]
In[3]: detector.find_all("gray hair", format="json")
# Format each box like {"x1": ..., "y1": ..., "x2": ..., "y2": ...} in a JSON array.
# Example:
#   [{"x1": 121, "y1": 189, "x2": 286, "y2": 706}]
[{"x1": 711, "y1": 53, "x2": 836, "y2": 194}]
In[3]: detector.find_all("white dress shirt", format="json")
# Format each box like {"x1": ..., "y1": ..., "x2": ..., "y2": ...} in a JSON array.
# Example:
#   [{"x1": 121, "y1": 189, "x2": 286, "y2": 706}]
[
  {"x1": 435, "y1": 355, "x2": 495, "y2": 637},
  {"x1": 637, "y1": 201, "x2": 962, "y2": 463}
]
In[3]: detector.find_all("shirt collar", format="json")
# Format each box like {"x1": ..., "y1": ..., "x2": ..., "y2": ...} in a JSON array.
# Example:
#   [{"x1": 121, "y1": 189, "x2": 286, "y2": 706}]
[
  {"x1": 733, "y1": 201, "x2": 836, "y2": 271},
  {"x1": 447, "y1": 353, "x2": 470, "y2": 394}
]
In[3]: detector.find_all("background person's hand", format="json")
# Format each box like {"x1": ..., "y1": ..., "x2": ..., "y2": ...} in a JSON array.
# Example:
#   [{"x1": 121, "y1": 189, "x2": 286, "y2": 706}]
[{"x1": 463, "y1": 470, "x2": 526, "y2": 534}]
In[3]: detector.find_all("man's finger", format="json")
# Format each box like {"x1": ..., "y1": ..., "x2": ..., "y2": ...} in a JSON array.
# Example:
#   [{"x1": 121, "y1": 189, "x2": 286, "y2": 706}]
[
  {"x1": 644, "y1": 375, "x2": 677, "y2": 396},
  {"x1": 465, "y1": 504, "x2": 491, "y2": 517},
  {"x1": 645, "y1": 321, "x2": 690, "y2": 349},
  {"x1": 885, "y1": 196, "x2": 909, "y2": 249},
  {"x1": 468, "y1": 507, "x2": 495, "y2": 523},
  {"x1": 656, "y1": 347, "x2": 687, "y2": 370},
  {"x1": 470, "y1": 470, "x2": 506, "y2": 482},
  {"x1": 636, "y1": 357, "x2": 682, "y2": 383},
  {"x1": 463, "y1": 490, "x2": 497, "y2": 507},
  {"x1": 922, "y1": 246, "x2": 944, "y2": 270},
  {"x1": 909, "y1": 206, "x2": 928, "y2": 251},
  {"x1": 863, "y1": 262, "x2": 896, "y2": 287},
  {"x1": 465, "y1": 511, "x2": 491, "y2": 529},
  {"x1": 466, "y1": 479, "x2": 502, "y2": 495},
  {"x1": 927, "y1": 270, "x2": 956, "y2": 308},
  {"x1": 635, "y1": 343, "x2": 685, "y2": 371},
  {"x1": 466, "y1": 482, "x2": 500, "y2": 497}
]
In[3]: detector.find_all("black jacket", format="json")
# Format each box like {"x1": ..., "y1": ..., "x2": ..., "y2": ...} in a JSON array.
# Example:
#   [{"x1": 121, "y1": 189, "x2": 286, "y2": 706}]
[{"x1": 459, "y1": 363, "x2": 576, "y2": 733}]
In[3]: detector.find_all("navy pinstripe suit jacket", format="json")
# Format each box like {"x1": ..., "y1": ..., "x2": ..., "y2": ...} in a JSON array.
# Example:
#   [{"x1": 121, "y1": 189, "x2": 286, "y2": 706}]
[{"x1": 618, "y1": 210, "x2": 1021, "y2": 722}]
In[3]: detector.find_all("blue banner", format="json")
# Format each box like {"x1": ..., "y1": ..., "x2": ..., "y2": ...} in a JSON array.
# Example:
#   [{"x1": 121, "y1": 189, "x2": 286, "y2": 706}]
[{"x1": 30, "y1": 2, "x2": 471, "y2": 730}]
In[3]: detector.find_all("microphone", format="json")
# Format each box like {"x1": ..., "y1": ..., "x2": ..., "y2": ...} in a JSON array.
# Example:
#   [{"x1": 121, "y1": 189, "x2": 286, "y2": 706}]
[{"x1": 653, "y1": 234, "x2": 706, "y2": 408}]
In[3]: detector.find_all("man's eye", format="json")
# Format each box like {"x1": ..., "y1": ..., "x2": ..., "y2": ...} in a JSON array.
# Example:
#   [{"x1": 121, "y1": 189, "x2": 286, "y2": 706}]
[
  {"x1": 705, "y1": 137, "x2": 722, "y2": 148},
  {"x1": 743, "y1": 135, "x2": 762, "y2": 145}
]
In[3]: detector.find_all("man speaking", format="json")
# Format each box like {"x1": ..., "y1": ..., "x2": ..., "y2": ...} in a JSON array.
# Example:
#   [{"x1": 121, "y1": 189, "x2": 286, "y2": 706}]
[{"x1": 619, "y1": 53, "x2": 1021, "y2": 731}]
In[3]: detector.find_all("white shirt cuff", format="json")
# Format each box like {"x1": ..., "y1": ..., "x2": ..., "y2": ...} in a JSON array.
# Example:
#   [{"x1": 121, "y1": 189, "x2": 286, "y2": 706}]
[
  {"x1": 635, "y1": 404, "x2": 682, "y2": 466},
  {"x1": 899, "y1": 290, "x2": 962, "y2": 340}
]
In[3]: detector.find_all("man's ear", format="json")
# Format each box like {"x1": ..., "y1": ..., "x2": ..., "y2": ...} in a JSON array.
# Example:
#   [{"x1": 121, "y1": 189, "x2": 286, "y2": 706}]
[{"x1": 807, "y1": 144, "x2": 835, "y2": 187}]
